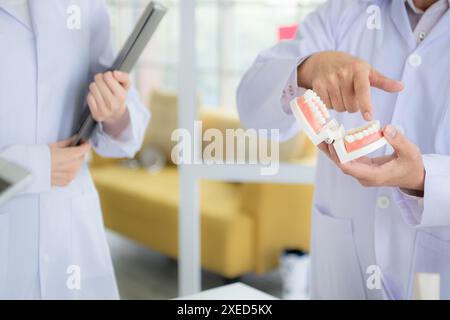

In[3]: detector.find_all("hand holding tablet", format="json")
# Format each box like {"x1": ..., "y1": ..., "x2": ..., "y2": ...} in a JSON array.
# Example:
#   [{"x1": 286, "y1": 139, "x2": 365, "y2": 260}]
[{"x1": 71, "y1": 1, "x2": 167, "y2": 146}]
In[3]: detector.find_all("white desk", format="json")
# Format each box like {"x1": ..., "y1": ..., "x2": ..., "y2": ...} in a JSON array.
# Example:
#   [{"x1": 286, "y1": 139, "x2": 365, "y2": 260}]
[{"x1": 179, "y1": 283, "x2": 278, "y2": 300}]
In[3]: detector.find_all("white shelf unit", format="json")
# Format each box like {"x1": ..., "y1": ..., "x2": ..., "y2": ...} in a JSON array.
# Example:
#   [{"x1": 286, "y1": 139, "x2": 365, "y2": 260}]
[{"x1": 177, "y1": 0, "x2": 316, "y2": 296}]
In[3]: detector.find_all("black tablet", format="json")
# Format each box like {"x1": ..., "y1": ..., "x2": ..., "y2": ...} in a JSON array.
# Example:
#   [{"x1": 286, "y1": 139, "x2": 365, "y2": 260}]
[{"x1": 71, "y1": 2, "x2": 167, "y2": 146}]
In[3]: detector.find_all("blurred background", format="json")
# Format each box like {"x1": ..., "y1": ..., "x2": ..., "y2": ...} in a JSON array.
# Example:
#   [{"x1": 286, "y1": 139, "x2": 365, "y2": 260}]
[
  {"x1": 92, "y1": 0, "x2": 325, "y2": 299},
  {"x1": 107, "y1": 0, "x2": 324, "y2": 109}
]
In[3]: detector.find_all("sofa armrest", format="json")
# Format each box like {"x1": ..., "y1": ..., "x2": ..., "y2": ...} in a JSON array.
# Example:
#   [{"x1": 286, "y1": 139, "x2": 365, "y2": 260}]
[
  {"x1": 90, "y1": 152, "x2": 124, "y2": 168},
  {"x1": 240, "y1": 168, "x2": 314, "y2": 274}
]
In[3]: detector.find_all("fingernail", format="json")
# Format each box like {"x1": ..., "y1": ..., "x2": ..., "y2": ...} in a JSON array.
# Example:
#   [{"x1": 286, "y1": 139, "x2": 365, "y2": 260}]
[
  {"x1": 364, "y1": 112, "x2": 372, "y2": 121},
  {"x1": 384, "y1": 125, "x2": 397, "y2": 139}
]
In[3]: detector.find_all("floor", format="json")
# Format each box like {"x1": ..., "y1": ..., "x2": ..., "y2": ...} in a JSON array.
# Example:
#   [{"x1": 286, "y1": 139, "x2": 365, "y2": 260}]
[{"x1": 107, "y1": 231, "x2": 283, "y2": 300}]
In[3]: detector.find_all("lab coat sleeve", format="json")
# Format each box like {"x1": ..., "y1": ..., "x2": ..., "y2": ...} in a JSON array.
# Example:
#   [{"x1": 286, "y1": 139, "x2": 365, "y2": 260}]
[
  {"x1": 236, "y1": 0, "x2": 339, "y2": 141},
  {"x1": 88, "y1": 0, "x2": 150, "y2": 158},
  {"x1": 392, "y1": 154, "x2": 450, "y2": 227},
  {"x1": 0, "y1": 145, "x2": 51, "y2": 194}
]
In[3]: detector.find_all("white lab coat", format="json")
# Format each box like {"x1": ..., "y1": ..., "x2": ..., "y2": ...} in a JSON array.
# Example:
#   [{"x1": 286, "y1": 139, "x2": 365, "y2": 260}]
[
  {"x1": 0, "y1": 0, "x2": 150, "y2": 299},
  {"x1": 238, "y1": 0, "x2": 450, "y2": 299}
]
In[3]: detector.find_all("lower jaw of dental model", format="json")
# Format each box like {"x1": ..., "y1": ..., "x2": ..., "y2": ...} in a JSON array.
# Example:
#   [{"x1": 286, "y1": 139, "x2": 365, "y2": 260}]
[
  {"x1": 290, "y1": 90, "x2": 388, "y2": 164},
  {"x1": 333, "y1": 121, "x2": 387, "y2": 163}
]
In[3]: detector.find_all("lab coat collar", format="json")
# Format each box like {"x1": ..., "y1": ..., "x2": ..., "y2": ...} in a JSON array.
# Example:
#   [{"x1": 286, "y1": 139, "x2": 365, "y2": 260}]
[
  {"x1": 405, "y1": 0, "x2": 425, "y2": 14},
  {"x1": 28, "y1": 0, "x2": 42, "y2": 37},
  {"x1": 0, "y1": 0, "x2": 43, "y2": 36},
  {"x1": 405, "y1": 0, "x2": 450, "y2": 14},
  {"x1": 28, "y1": 0, "x2": 60, "y2": 122},
  {"x1": 390, "y1": 0, "x2": 417, "y2": 49},
  {"x1": 390, "y1": 0, "x2": 450, "y2": 50},
  {"x1": 0, "y1": 0, "x2": 31, "y2": 31},
  {"x1": 417, "y1": 4, "x2": 450, "y2": 48},
  {"x1": 359, "y1": 0, "x2": 450, "y2": 9}
]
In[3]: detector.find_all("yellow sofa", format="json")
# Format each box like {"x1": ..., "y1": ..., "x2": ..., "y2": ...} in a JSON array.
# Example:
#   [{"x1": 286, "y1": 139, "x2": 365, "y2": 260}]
[{"x1": 91, "y1": 91, "x2": 316, "y2": 279}]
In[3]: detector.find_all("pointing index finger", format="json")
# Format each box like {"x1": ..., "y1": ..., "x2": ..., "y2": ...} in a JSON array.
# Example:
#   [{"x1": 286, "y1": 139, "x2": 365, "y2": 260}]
[{"x1": 353, "y1": 69, "x2": 373, "y2": 121}]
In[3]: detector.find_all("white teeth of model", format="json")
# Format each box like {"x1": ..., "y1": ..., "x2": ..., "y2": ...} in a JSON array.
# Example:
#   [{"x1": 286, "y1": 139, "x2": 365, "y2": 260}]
[
  {"x1": 363, "y1": 129, "x2": 370, "y2": 137},
  {"x1": 312, "y1": 100, "x2": 320, "y2": 108},
  {"x1": 305, "y1": 90, "x2": 315, "y2": 100},
  {"x1": 312, "y1": 109, "x2": 320, "y2": 119},
  {"x1": 345, "y1": 135, "x2": 355, "y2": 143},
  {"x1": 313, "y1": 112, "x2": 322, "y2": 121},
  {"x1": 373, "y1": 121, "x2": 380, "y2": 130},
  {"x1": 355, "y1": 132, "x2": 363, "y2": 140},
  {"x1": 315, "y1": 114, "x2": 325, "y2": 124},
  {"x1": 320, "y1": 102, "x2": 330, "y2": 117},
  {"x1": 308, "y1": 101, "x2": 317, "y2": 110}
]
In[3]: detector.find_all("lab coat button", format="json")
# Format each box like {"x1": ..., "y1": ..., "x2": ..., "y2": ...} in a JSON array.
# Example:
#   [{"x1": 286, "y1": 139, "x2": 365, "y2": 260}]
[
  {"x1": 408, "y1": 54, "x2": 422, "y2": 67},
  {"x1": 43, "y1": 254, "x2": 50, "y2": 263},
  {"x1": 377, "y1": 196, "x2": 390, "y2": 209},
  {"x1": 418, "y1": 31, "x2": 426, "y2": 42}
]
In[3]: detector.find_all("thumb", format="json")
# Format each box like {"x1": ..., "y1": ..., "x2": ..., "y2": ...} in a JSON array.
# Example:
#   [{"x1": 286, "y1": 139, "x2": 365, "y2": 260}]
[
  {"x1": 383, "y1": 125, "x2": 411, "y2": 157},
  {"x1": 75, "y1": 141, "x2": 92, "y2": 156},
  {"x1": 114, "y1": 71, "x2": 131, "y2": 90},
  {"x1": 66, "y1": 142, "x2": 91, "y2": 159},
  {"x1": 369, "y1": 69, "x2": 404, "y2": 93}
]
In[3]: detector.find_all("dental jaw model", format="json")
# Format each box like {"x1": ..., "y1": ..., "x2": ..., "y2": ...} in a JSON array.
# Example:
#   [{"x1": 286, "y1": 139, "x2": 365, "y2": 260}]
[{"x1": 290, "y1": 90, "x2": 388, "y2": 163}]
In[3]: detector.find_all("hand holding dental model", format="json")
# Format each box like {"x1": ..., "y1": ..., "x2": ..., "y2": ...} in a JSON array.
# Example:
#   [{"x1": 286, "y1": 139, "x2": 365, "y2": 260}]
[
  {"x1": 291, "y1": 90, "x2": 425, "y2": 192},
  {"x1": 292, "y1": 51, "x2": 426, "y2": 192},
  {"x1": 327, "y1": 125, "x2": 426, "y2": 193}
]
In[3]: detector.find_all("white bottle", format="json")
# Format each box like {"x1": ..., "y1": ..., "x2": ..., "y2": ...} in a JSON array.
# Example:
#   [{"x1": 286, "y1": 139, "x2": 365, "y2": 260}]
[
  {"x1": 413, "y1": 273, "x2": 440, "y2": 300},
  {"x1": 280, "y1": 249, "x2": 310, "y2": 300}
]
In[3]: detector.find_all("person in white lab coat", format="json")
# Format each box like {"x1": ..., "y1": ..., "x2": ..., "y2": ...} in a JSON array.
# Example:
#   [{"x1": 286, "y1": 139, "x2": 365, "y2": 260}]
[
  {"x1": 0, "y1": 0, "x2": 150, "y2": 299},
  {"x1": 238, "y1": 0, "x2": 450, "y2": 299}
]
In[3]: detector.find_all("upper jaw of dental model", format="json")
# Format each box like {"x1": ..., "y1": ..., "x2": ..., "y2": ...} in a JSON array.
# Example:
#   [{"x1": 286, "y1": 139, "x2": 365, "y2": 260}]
[
  {"x1": 297, "y1": 89, "x2": 331, "y2": 133},
  {"x1": 343, "y1": 121, "x2": 383, "y2": 152}
]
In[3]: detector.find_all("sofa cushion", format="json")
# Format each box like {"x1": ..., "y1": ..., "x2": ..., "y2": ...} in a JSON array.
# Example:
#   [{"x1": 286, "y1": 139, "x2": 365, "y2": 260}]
[
  {"x1": 91, "y1": 165, "x2": 255, "y2": 278},
  {"x1": 144, "y1": 90, "x2": 202, "y2": 164}
]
